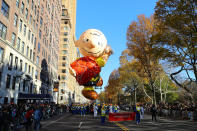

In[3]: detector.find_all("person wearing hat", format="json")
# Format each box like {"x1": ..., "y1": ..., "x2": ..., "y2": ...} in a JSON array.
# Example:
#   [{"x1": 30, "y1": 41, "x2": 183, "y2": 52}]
[
  {"x1": 135, "y1": 103, "x2": 141, "y2": 125},
  {"x1": 100, "y1": 105, "x2": 106, "y2": 125}
]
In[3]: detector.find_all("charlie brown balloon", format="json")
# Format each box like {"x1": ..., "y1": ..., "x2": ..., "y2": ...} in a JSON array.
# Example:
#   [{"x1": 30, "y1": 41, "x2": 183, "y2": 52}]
[{"x1": 70, "y1": 29, "x2": 113, "y2": 100}]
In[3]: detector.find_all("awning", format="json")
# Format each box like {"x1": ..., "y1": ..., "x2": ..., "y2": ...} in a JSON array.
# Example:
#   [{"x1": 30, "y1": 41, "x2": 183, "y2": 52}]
[{"x1": 18, "y1": 93, "x2": 52, "y2": 100}]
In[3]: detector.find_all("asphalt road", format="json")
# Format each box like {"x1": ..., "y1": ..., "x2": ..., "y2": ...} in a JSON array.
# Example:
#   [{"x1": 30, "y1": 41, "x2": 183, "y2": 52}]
[
  {"x1": 118, "y1": 114, "x2": 197, "y2": 131},
  {"x1": 19, "y1": 113, "x2": 197, "y2": 131},
  {"x1": 40, "y1": 113, "x2": 120, "y2": 131}
]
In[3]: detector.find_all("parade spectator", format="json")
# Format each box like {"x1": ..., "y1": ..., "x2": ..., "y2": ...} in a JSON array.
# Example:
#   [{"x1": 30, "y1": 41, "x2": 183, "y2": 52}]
[
  {"x1": 34, "y1": 107, "x2": 42, "y2": 131},
  {"x1": 1, "y1": 107, "x2": 10, "y2": 131},
  {"x1": 151, "y1": 104, "x2": 157, "y2": 122},
  {"x1": 25, "y1": 108, "x2": 34, "y2": 131}
]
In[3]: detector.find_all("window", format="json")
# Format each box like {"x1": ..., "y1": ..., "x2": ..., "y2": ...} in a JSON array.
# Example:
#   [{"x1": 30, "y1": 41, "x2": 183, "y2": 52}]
[
  {"x1": 25, "y1": 8, "x2": 28, "y2": 19},
  {"x1": 21, "y1": 2, "x2": 24, "y2": 13},
  {"x1": 39, "y1": 29, "x2": 42, "y2": 39},
  {"x1": 48, "y1": 55, "x2": 50, "y2": 63},
  {"x1": 62, "y1": 63, "x2": 67, "y2": 67},
  {"x1": 20, "y1": 60, "x2": 23, "y2": 71},
  {"x1": 24, "y1": 63, "x2": 27, "y2": 72},
  {"x1": 14, "y1": 14, "x2": 18, "y2": 27},
  {"x1": 9, "y1": 53, "x2": 13, "y2": 67},
  {"x1": 16, "y1": 0, "x2": 20, "y2": 8},
  {"x1": 29, "y1": 15, "x2": 32, "y2": 24},
  {"x1": 50, "y1": 34, "x2": 52, "y2": 43},
  {"x1": 34, "y1": 37, "x2": 37, "y2": 48},
  {"x1": 40, "y1": 17, "x2": 43, "y2": 27},
  {"x1": 63, "y1": 44, "x2": 68, "y2": 48},
  {"x1": 26, "y1": 46, "x2": 29, "y2": 57},
  {"x1": 63, "y1": 38, "x2": 68, "y2": 42},
  {"x1": 12, "y1": 77, "x2": 16, "y2": 90},
  {"x1": 23, "y1": 24, "x2": 26, "y2": 36},
  {"x1": 61, "y1": 75, "x2": 66, "y2": 80},
  {"x1": 28, "y1": 30, "x2": 31, "y2": 40},
  {"x1": 19, "y1": 19, "x2": 22, "y2": 32},
  {"x1": 23, "y1": 79, "x2": 25, "y2": 91},
  {"x1": 33, "y1": 19, "x2": 35, "y2": 28},
  {"x1": 36, "y1": 56, "x2": 39, "y2": 65},
  {"x1": 35, "y1": 70, "x2": 38, "y2": 79},
  {"x1": 30, "y1": 49, "x2": 32, "y2": 60},
  {"x1": 0, "y1": 47, "x2": 4, "y2": 62},
  {"x1": 34, "y1": 5, "x2": 36, "y2": 15},
  {"x1": 28, "y1": 65, "x2": 31, "y2": 74},
  {"x1": 11, "y1": 33, "x2": 16, "y2": 46},
  {"x1": 14, "y1": 56, "x2": 18, "y2": 70},
  {"x1": 61, "y1": 82, "x2": 66, "y2": 87},
  {"x1": 62, "y1": 50, "x2": 67, "y2": 55},
  {"x1": 0, "y1": 22, "x2": 7, "y2": 40},
  {"x1": 33, "y1": 52, "x2": 35, "y2": 61},
  {"x1": 64, "y1": 32, "x2": 68, "y2": 36},
  {"x1": 64, "y1": 26, "x2": 68, "y2": 31},
  {"x1": 31, "y1": 0, "x2": 34, "y2": 10},
  {"x1": 37, "y1": 10, "x2": 39, "y2": 22},
  {"x1": 38, "y1": 42, "x2": 40, "y2": 52},
  {"x1": 27, "y1": 0, "x2": 29, "y2": 4},
  {"x1": 41, "y1": 5, "x2": 44, "y2": 15},
  {"x1": 62, "y1": 56, "x2": 67, "y2": 60},
  {"x1": 62, "y1": 69, "x2": 66, "y2": 73},
  {"x1": 21, "y1": 42, "x2": 25, "y2": 53},
  {"x1": 6, "y1": 75, "x2": 11, "y2": 88},
  {"x1": 1, "y1": 0, "x2": 9, "y2": 18},
  {"x1": 31, "y1": 34, "x2": 34, "y2": 44},
  {"x1": 32, "y1": 67, "x2": 34, "y2": 77},
  {"x1": 17, "y1": 37, "x2": 20, "y2": 50}
]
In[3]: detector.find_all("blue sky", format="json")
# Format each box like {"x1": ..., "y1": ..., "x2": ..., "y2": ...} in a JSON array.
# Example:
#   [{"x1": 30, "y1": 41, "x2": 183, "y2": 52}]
[{"x1": 76, "y1": 0, "x2": 158, "y2": 93}]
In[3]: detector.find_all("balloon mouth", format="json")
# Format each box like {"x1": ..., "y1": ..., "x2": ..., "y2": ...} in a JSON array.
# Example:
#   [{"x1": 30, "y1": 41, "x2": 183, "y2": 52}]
[{"x1": 81, "y1": 48, "x2": 101, "y2": 55}]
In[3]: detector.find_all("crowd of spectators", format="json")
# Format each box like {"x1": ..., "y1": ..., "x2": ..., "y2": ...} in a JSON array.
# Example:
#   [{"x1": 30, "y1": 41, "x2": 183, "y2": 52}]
[
  {"x1": 0, "y1": 103, "x2": 69, "y2": 131},
  {"x1": 144, "y1": 102, "x2": 197, "y2": 120}
]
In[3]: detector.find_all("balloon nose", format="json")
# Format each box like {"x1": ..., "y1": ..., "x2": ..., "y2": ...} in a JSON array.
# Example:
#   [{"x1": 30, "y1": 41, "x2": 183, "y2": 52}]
[{"x1": 87, "y1": 42, "x2": 95, "y2": 49}]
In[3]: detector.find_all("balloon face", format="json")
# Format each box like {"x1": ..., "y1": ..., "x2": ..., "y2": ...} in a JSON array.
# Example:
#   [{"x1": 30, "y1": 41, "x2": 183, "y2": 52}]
[{"x1": 75, "y1": 29, "x2": 107, "y2": 57}]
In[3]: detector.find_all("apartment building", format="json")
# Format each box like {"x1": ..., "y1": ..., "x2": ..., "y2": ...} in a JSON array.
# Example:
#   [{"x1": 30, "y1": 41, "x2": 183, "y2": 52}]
[
  {"x1": 0, "y1": 0, "x2": 61, "y2": 104},
  {"x1": 58, "y1": 0, "x2": 87, "y2": 104}
]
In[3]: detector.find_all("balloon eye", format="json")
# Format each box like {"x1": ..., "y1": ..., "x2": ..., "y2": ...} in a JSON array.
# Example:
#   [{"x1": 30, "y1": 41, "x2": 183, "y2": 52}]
[
  {"x1": 83, "y1": 38, "x2": 89, "y2": 42},
  {"x1": 98, "y1": 42, "x2": 103, "y2": 47}
]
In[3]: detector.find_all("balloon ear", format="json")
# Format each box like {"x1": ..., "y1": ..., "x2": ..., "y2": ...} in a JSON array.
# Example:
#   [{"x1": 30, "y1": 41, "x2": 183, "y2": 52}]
[{"x1": 75, "y1": 40, "x2": 79, "y2": 47}]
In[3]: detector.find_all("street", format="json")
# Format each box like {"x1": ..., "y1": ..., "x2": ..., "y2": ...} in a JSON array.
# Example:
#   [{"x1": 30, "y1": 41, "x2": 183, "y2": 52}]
[{"x1": 19, "y1": 113, "x2": 196, "y2": 131}]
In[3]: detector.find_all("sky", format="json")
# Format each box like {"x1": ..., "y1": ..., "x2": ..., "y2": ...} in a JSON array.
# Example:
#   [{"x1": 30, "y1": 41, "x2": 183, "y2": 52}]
[{"x1": 76, "y1": 0, "x2": 158, "y2": 93}]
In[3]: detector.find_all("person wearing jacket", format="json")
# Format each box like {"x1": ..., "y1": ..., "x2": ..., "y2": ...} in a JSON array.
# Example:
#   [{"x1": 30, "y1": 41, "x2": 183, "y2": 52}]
[
  {"x1": 25, "y1": 108, "x2": 34, "y2": 131},
  {"x1": 34, "y1": 107, "x2": 42, "y2": 131},
  {"x1": 101, "y1": 105, "x2": 106, "y2": 125}
]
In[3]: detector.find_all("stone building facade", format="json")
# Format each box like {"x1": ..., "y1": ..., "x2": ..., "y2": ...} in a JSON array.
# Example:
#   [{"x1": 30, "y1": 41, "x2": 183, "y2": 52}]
[
  {"x1": 0, "y1": 0, "x2": 61, "y2": 104},
  {"x1": 58, "y1": 0, "x2": 87, "y2": 104}
]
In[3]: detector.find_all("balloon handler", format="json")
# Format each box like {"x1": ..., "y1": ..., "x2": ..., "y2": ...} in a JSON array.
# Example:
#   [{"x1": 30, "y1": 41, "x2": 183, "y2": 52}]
[{"x1": 69, "y1": 29, "x2": 113, "y2": 100}]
